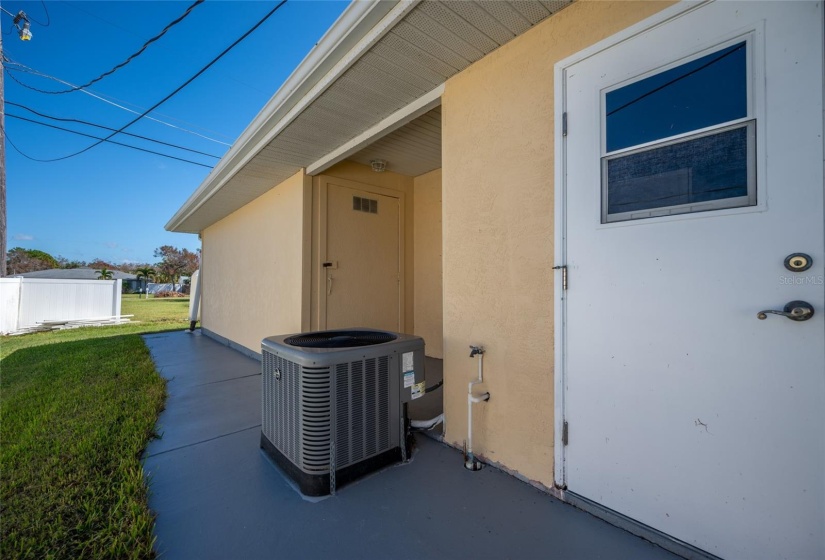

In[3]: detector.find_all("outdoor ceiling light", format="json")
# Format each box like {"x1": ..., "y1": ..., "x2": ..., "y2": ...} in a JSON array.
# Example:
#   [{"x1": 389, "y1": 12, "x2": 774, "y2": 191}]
[{"x1": 370, "y1": 159, "x2": 387, "y2": 173}]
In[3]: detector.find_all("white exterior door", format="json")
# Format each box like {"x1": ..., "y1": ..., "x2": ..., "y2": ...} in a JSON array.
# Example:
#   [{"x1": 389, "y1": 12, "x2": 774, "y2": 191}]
[
  {"x1": 561, "y1": 3, "x2": 824, "y2": 559},
  {"x1": 324, "y1": 181, "x2": 401, "y2": 332}
]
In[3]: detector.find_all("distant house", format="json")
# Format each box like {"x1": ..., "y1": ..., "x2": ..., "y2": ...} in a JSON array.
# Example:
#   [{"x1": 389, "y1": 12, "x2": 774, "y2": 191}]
[
  {"x1": 166, "y1": 2, "x2": 824, "y2": 559},
  {"x1": 18, "y1": 268, "x2": 139, "y2": 291},
  {"x1": 17, "y1": 267, "x2": 136, "y2": 280}
]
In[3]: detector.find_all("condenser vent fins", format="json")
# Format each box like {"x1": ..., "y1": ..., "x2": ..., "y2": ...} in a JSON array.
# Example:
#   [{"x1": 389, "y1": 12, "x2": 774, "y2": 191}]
[{"x1": 285, "y1": 330, "x2": 397, "y2": 348}]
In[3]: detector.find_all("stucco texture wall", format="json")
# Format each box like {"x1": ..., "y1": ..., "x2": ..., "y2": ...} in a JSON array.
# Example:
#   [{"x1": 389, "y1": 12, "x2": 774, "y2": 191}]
[
  {"x1": 201, "y1": 169, "x2": 309, "y2": 353},
  {"x1": 441, "y1": 1, "x2": 673, "y2": 486},
  {"x1": 413, "y1": 169, "x2": 443, "y2": 359}
]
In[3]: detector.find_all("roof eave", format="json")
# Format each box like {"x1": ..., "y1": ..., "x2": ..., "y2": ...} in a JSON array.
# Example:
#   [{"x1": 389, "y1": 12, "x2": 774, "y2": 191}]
[{"x1": 166, "y1": 0, "x2": 410, "y2": 233}]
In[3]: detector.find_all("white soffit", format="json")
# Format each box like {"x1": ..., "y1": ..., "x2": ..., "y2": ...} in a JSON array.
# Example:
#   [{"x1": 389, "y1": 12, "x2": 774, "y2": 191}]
[
  {"x1": 348, "y1": 106, "x2": 442, "y2": 177},
  {"x1": 168, "y1": 0, "x2": 573, "y2": 233}
]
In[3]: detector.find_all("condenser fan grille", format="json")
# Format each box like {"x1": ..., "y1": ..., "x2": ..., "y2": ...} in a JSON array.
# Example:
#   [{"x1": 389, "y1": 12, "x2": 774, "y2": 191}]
[{"x1": 285, "y1": 330, "x2": 397, "y2": 348}]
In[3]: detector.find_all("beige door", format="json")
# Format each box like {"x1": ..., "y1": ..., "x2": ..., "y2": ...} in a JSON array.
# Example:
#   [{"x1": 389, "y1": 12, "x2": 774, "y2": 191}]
[{"x1": 324, "y1": 182, "x2": 401, "y2": 331}]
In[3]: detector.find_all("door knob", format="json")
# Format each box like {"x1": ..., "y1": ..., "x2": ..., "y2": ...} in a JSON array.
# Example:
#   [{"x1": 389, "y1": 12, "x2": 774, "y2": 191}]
[{"x1": 757, "y1": 300, "x2": 814, "y2": 321}]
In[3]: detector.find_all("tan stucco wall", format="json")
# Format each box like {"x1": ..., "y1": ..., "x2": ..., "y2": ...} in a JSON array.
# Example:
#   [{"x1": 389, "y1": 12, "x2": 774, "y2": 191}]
[
  {"x1": 441, "y1": 0, "x2": 674, "y2": 486},
  {"x1": 311, "y1": 161, "x2": 415, "y2": 334},
  {"x1": 413, "y1": 169, "x2": 443, "y2": 359},
  {"x1": 201, "y1": 169, "x2": 310, "y2": 353}
]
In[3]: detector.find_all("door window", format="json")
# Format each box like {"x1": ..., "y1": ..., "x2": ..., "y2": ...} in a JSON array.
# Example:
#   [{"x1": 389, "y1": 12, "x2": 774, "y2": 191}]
[{"x1": 602, "y1": 40, "x2": 755, "y2": 222}]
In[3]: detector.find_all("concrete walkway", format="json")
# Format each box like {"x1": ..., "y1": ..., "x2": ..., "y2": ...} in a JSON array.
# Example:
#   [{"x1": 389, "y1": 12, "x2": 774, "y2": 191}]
[{"x1": 142, "y1": 330, "x2": 679, "y2": 560}]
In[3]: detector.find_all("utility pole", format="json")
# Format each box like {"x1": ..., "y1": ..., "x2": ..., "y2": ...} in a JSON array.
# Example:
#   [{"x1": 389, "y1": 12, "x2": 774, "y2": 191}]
[
  {"x1": 1, "y1": 23, "x2": 6, "y2": 276},
  {"x1": 0, "y1": 5, "x2": 32, "y2": 277}
]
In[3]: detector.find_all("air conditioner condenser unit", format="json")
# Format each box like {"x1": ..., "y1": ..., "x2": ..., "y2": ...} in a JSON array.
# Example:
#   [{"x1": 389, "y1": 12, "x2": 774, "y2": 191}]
[{"x1": 261, "y1": 329, "x2": 426, "y2": 496}]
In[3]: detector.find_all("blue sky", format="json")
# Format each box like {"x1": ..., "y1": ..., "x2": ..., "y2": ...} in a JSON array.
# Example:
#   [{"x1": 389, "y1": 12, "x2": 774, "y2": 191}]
[{"x1": 2, "y1": 0, "x2": 348, "y2": 267}]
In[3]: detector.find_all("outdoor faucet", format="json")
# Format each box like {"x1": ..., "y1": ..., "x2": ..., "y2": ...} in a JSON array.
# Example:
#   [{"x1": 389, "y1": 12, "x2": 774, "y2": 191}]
[{"x1": 469, "y1": 345, "x2": 485, "y2": 358}]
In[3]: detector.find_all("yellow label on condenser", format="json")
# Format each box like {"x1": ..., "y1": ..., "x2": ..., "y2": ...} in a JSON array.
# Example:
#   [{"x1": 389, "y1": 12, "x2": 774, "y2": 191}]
[{"x1": 411, "y1": 381, "x2": 426, "y2": 400}]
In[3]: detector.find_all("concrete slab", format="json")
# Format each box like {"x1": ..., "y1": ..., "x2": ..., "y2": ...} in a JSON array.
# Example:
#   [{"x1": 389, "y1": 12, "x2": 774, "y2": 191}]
[
  {"x1": 144, "y1": 331, "x2": 262, "y2": 457},
  {"x1": 142, "y1": 330, "x2": 680, "y2": 560},
  {"x1": 145, "y1": 375, "x2": 261, "y2": 456}
]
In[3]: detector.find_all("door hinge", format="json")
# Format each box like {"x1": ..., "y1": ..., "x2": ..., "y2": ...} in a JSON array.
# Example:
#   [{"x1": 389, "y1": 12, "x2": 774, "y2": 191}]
[
  {"x1": 562, "y1": 421, "x2": 569, "y2": 446},
  {"x1": 553, "y1": 265, "x2": 568, "y2": 290},
  {"x1": 562, "y1": 112, "x2": 568, "y2": 137}
]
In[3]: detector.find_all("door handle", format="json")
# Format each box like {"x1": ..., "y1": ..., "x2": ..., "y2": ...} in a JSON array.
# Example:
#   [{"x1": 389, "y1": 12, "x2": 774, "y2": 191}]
[
  {"x1": 757, "y1": 300, "x2": 814, "y2": 321},
  {"x1": 327, "y1": 275, "x2": 333, "y2": 296}
]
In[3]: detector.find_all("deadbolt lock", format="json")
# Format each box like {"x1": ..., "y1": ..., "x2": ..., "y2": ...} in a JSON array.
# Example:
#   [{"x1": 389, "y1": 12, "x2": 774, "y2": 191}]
[{"x1": 784, "y1": 253, "x2": 812, "y2": 272}]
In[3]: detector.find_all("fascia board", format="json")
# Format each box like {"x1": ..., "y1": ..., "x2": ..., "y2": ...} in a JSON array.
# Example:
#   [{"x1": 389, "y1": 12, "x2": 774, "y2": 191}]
[{"x1": 166, "y1": 0, "x2": 418, "y2": 233}]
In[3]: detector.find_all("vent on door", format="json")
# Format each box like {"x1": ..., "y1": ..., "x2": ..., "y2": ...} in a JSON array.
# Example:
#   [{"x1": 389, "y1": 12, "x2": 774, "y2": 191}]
[{"x1": 353, "y1": 196, "x2": 378, "y2": 214}]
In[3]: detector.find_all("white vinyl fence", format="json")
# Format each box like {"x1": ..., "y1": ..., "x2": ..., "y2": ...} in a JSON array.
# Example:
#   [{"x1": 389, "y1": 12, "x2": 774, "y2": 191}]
[
  {"x1": 146, "y1": 282, "x2": 183, "y2": 294},
  {"x1": 0, "y1": 278, "x2": 122, "y2": 335}
]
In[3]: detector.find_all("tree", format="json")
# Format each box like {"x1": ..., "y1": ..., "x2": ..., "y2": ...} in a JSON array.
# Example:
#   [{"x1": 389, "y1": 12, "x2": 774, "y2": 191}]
[
  {"x1": 118, "y1": 262, "x2": 152, "y2": 275},
  {"x1": 6, "y1": 247, "x2": 59, "y2": 274},
  {"x1": 153, "y1": 245, "x2": 199, "y2": 288},
  {"x1": 136, "y1": 266, "x2": 156, "y2": 299},
  {"x1": 88, "y1": 259, "x2": 116, "y2": 271},
  {"x1": 96, "y1": 268, "x2": 114, "y2": 280},
  {"x1": 56, "y1": 256, "x2": 85, "y2": 269}
]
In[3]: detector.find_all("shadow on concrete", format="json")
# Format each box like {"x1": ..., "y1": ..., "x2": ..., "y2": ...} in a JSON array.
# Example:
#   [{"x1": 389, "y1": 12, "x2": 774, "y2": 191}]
[{"x1": 142, "y1": 330, "x2": 679, "y2": 560}]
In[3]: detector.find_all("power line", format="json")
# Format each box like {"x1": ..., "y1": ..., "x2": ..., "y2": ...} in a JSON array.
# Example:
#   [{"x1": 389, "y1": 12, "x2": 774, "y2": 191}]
[
  {"x1": 6, "y1": 101, "x2": 221, "y2": 159},
  {"x1": 15, "y1": 0, "x2": 288, "y2": 163},
  {"x1": 27, "y1": 0, "x2": 51, "y2": 27},
  {"x1": 37, "y1": 0, "x2": 203, "y2": 94},
  {"x1": 2, "y1": 122, "x2": 40, "y2": 161},
  {"x1": 56, "y1": 0, "x2": 271, "y2": 98},
  {"x1": 606, "y1": 43, "x2": 744, "y2": 117},
  {"x1": 4, "y1": 115, "x2": 213, "y2": 168},
  {"x1": 3, "y1": 61, "x2": 71, "y2": 94},
  {"x1": 58, "y1": 0, "x2": 137, "y2": 38},
  {"x1": 3, "y1": 59, "x2": 232, "y2": 145}
]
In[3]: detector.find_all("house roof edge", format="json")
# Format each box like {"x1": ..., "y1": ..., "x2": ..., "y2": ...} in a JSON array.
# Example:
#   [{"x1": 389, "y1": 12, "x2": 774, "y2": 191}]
[{"x1": 166, "y1": 0, "x2": 408, "y2": 233}]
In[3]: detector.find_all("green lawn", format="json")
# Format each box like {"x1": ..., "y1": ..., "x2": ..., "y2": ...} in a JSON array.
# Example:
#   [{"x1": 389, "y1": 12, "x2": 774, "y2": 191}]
[
  {"x1": 0, "y1": 296, "x2": 191, "y2": 559},
  {"x1": 1, "y1": 296, "x2": 191, "y2": 360},
  {"x1": 123, "y1": 294, "x2": 191, "y2": 328}
]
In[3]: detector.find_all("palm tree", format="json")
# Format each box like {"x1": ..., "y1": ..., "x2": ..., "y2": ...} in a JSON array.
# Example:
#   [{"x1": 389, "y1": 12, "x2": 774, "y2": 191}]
[
  {"x1": 154, "y1": 271, "x2": 171, "y2": 285},
  {"x1": 96, "y1": 268, "x2": 114, "y2": 280},
  {"x1": 136, "y1": 267, "x2": 156, "y2": 299}
]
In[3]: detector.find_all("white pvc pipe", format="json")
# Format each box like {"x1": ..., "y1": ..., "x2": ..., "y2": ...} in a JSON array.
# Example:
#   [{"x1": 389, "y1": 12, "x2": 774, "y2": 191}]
[
  {"x1": 411, "y1": 414, "x2": 444, "y2": 430},
  {"x1": 466, "y1": 347, "x2": 490, "y2": 470},
  {"x1": 188, "y1": 269, "x2": 202, "y2": 331}
]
